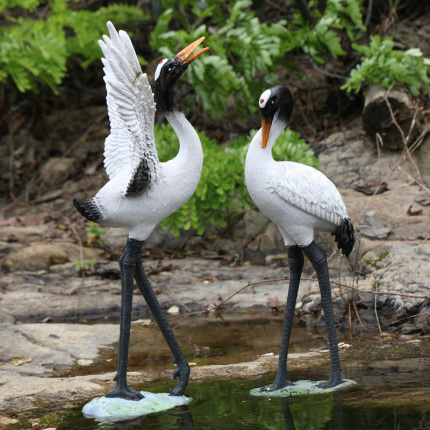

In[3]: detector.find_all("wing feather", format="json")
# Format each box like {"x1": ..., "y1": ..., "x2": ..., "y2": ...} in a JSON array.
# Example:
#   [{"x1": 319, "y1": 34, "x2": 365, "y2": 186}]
[
  {"x1": 271, "y1": 162, "x2": 348, "y2": 226},
  {"x1": 99, "y1": 21, "x2": 158, "y2": 195}
]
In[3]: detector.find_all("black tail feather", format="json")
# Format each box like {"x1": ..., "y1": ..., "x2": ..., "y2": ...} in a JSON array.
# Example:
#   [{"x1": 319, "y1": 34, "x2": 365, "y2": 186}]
[
  {"x1": 73, "y1": 197, "x2": 102, "y2": 223},
  {"x1": 333, "y1": 218, "x2": 355, "y2": 257}
]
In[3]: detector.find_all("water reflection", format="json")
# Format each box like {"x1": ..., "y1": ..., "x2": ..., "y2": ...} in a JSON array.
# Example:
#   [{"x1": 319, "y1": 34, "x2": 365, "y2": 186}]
[
  {"x1": 332, "y1": 394, "x2": 345, "y2": 430},
  {"x1": 173, "y1": 405, "x2": 194, "y2": 430},
  {"x1": 278, "y1": 398, "x2": 296, "y2": 428},
  {"x1": 110, "y1": 405, "x2": 195, "y2": 430},
  {"x1": 278, "y1": 394, "x2": 344, "y2": 430},
  {"x1": 112, "y1": 415, "x2": 146, "y2": 430}
]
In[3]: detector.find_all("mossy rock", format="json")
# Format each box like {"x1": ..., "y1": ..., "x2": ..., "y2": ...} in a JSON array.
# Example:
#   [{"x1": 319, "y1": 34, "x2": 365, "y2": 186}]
[
  {"x1": 250, "y1": 379, "x2": 357, "y2": 397},
  {"x1": 82, "y1": 392, "x2": 192, "y2": 423}
]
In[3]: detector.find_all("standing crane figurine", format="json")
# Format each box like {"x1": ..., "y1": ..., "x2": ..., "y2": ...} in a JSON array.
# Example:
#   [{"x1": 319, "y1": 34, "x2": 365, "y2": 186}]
[
  {"x1": 245, "y1": 85, "x2": 355, "y2": 391},
  {"x1": 73, "y1": 22, "x2": 208, "y2": 400}
]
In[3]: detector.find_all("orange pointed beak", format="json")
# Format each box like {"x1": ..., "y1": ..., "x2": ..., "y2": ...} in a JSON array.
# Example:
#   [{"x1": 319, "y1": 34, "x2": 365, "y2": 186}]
[
  {"x1": 176, "y1": 37, "x2": 209, "y2": 64},
  {"x1": 261, "y1": 118, "x2": 272, "y2": 148}
]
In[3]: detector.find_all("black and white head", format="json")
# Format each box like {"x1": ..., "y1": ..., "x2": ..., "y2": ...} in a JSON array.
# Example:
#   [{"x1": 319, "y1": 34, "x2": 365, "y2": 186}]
[
  {"x1": 258, "y1": 85, "x2": 294, "y2": 148},
  {"x1": 154, "y1": 38, "x2": 209, "y2": 112}
]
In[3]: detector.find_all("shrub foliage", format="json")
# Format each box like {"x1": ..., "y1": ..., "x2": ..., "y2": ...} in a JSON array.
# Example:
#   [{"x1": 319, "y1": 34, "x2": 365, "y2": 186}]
[
  {"x1": 2, "y1": 0, "x2": 429, "y2": 235},
  {"x1": 0, "y1": 1, "x2": 145, "y2": 95},
  {"x1": 342, "y1": 35, "x2": 430, "y2": 96},
  {"x1": 155, "y1": 124, "x2": 318, "y2": 236}
]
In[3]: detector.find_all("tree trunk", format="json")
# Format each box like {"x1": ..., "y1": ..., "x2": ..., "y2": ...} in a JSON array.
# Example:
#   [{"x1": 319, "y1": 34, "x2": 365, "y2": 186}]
[{"x1": 362, "y1": 83, "x2": 418, "y2": 151}]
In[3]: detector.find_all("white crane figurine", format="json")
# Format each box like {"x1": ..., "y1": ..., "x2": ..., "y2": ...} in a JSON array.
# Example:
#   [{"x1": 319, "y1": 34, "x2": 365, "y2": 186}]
[
  {"x1": 245, "y1": 85, "x2": 355, "y2": 391},
  {"x1": 73, "y1": 22, "x2": 208, "y2": 400}
]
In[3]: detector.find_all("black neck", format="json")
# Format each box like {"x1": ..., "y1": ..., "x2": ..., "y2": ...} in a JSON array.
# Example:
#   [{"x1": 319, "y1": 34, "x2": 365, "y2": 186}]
[{"x1": 154, "y1": 79, "x2": 176, "y2": 113}]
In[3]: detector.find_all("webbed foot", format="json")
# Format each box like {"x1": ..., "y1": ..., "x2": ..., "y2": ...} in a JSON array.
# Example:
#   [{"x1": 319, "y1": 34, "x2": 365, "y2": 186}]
[
  {"x1": 105, "y1": 385, "x2": 144, "y2": 401},
  {"x1": 169, "y1": 361, "x2": 190, "y2": 396},
  {"x1": 317, "y1": 375, "x2": 344, "y2": 389},
  {"x1": 260, "y1": 377, "x2": 292, "y2": 392}
]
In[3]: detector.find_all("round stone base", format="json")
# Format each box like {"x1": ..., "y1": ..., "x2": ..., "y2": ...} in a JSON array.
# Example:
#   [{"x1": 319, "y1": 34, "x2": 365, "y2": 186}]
[
  {"x1": 250, "y1": 379, "x2": 357, "y2": 397},
  {"x1": 82, "y1": 392, "x2": 192, "y2": 423}
]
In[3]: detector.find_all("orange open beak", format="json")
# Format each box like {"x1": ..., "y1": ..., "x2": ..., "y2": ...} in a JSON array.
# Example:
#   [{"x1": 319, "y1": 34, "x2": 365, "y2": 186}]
[
  {"x1": 261, "y1": 118, "x2": 272, "y2": 148},
  {"x1": 176, "y1": 37, "x2": 209, "y2": 64}
]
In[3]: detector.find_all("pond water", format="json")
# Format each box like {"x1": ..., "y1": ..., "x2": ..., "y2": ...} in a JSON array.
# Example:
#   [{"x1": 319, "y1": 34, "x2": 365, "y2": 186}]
[
  {"x1": 70, "y1": 315, "x2": 332, "y2": 377},
  {"x1": 36, "y1": 363, "x2": 430, "y2": 430},
  {"x1": 10, "y1": 316, "x2": 430, "y2": 429}
]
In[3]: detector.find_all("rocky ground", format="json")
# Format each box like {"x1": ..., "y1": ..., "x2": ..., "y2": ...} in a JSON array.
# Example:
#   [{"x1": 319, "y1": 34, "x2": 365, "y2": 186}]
[
  {"x1": 1, "y1": 112, "x2": 430, "y2": 417},
  {"x1": 1, "y1": 124, "x2": 429, "y2": 331}
]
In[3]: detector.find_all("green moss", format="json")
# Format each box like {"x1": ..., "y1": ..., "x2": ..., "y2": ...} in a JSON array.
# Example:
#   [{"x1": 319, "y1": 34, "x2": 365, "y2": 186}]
[
  {"x1": 250, "y1": 379, "x2": 357, "y2": 397},
  {"x1": 82, "y1": 392, "x2": 192, "y2": 423}
]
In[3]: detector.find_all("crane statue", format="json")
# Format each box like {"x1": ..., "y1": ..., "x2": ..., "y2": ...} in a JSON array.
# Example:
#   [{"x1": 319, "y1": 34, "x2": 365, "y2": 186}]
[
  {"x1": 73, "y1": 22, "x2": 208, "y2": 400},
  {"x1": 245, "y1": 85, "x2": 355, "y2": 391}
]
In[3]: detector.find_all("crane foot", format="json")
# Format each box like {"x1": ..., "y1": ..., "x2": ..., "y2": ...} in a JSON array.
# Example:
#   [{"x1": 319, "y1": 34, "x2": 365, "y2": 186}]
[
  {"x1": 261, "y1": 377, "x2": 293, "y2": 392},
  {"x1": 169, "y1": 361, "x2": 190, "y2": 396},
  {"x1": 316, "y1": 375, "x2": 344, "y2": 389},
  {"x1": 105, "y1": 385, "x2": 144, "y2": 401}
]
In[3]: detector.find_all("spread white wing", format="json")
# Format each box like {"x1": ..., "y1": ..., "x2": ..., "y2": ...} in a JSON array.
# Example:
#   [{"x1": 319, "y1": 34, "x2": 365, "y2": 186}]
[
  {"x1": 99, "y1": 21, "x2": 159, "y2": 195},
  {"x1": 270, "y1": 162, "x2": 348, "y2": 225}
]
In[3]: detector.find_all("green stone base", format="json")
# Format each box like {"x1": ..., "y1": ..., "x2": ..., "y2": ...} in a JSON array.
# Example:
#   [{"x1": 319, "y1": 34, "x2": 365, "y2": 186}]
[
  {"x1": 250, "y1": 379, "x2": 357, "y2": 397},
  {"x1": 82, "y1": 392, "x2": 192, "y2": 423}
]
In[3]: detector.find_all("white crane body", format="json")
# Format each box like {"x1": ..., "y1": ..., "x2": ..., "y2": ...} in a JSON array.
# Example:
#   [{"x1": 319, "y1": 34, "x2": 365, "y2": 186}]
[
  {"x1": 245, "y1": 128, "x2": 349, "y2": 247},
  {"x1": 94, "y1": 109, "x2": 203, "y2": 240},
  {"x1": 80, "y1": 23, "x2": 204, "y2": 242}
]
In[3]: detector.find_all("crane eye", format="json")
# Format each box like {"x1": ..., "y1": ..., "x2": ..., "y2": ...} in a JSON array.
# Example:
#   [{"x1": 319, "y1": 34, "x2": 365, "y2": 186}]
[{"x1": 155, "y1": 59, "x2": 168, "y2": 81}]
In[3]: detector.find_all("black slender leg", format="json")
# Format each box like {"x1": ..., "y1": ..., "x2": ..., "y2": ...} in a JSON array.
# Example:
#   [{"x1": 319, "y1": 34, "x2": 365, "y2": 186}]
[
  {"x1": 106, "y1": 239, "x2": 144, "y2": 401},
  {"x1": 134, "y1": 260, "x2": 190, "y2": 396},
  {"x1": 302, "y1": 240, "x2": 343, "y2": 388},
  {"x1": 263, "y1": 245, "x2": 304, "y2": 392}
]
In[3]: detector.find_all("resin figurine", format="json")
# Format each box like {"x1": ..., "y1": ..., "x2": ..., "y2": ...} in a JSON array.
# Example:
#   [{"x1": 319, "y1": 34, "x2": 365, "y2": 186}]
[
  {"x1": 245, "y1": 85, "x2": 355, "y2": 391},
  {"x1": 74, "y1": 22, "x2": 208, "y2": 400}
]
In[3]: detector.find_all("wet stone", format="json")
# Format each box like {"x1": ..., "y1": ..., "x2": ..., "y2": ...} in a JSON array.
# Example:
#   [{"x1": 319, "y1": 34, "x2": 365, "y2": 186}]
[
  {"x1": 250, "y1": 379, "x2": 357, "y2": 397},
  {"x1": 82, "y1": 392, "x2": 192, "y2": 423}
]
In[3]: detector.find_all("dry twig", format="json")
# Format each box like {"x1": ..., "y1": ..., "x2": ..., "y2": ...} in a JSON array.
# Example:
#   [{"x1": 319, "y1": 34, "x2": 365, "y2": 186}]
[
  {"x1": 169, "y1": 275, "x2": 430, "y2": 321},
  {"x1": 383, "y1": 86, "x2": 428, "y2": 190}
]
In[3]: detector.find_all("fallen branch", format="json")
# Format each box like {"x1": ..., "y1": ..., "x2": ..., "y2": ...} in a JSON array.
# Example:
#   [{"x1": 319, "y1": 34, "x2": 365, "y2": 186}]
[
  {"x1": 374, "y1": 291, "x2": 383, "y2": 336},
  {"x1": 331, "y1": 280, "x2": 430, "y2": 300},
  {"x1": 169, "y1": 278, "x2": 290, "y2": 321},
  {"x1": 351, "y1": 312, "x2": 422, "y2": 341},
  {"x1": 169, "y1": 276, "x2": 430, "y2": 321}
]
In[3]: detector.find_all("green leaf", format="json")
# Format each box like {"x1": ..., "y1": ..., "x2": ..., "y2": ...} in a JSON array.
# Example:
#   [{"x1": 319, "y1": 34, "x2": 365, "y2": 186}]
[
  {"x1": 344, "y1": 35, "x2": 430, "y2": 94},
  {"x1": 218, "y1": 219, "x2": 227, "y2": 228}
]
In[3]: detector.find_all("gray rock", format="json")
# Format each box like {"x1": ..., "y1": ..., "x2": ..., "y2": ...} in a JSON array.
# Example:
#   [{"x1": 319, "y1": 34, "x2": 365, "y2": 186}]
[
  {"x1": 0, "y1": 241, "x2": 105, "y2": 272},
  {"x1": 0, "y1": 243, "x2": 68, "y2": 271},
  {"x1": 41, "y1": 157, "x2": 77, "y2": 187},
  {"x1": 242, "y1": 209, "x2": 271, "y2": 237},
  {"x1": 315, "y1": 128, "x2": 416, "y2": 190},
  {"x1": 0, "y1": 240, "x2": 22, "y2": 260},
  {"x1": 358, "y1": 215, "x2": 391, "y2": 239},
  {"x1": 298, "y1": 239, "x2": 430, "y2": 334},
  {"x1": 0, "y1": 323, "x2": 118, "y2": 372},
  {"x1": 101, "y1": 227, "x2": 128, "y2": 248},
  {"x1": 101, "y1": 224, "x2": 193, "y2": 250},
  {"x1": 416, "y1": 134, "x2": 430, "y2": 184}
]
